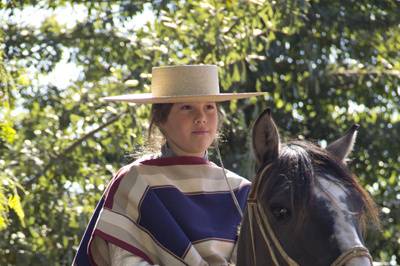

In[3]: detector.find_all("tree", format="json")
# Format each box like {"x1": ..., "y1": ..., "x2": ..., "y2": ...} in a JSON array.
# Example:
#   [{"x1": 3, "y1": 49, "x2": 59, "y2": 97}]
[
  {"x1": 0, "y1": 26, "x2": 25, "y2": 237},
  {"x1": 1, "y1": 0, "x2": 399, "y2": 265}
]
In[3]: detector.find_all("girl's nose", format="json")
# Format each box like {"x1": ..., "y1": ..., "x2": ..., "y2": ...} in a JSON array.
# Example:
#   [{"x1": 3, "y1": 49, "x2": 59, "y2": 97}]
[{"x1": 194, "y1": 110, "x2": 206, "y2": 124}]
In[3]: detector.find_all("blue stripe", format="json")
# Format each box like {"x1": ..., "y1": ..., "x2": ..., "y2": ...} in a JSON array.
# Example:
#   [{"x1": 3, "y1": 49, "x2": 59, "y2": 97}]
[
  {"x1": 138, "y1": 185, "x2": 250, "y2": 258},
  {"x1": 73, "y1": 197, "x2": 105, "y2": 266}
]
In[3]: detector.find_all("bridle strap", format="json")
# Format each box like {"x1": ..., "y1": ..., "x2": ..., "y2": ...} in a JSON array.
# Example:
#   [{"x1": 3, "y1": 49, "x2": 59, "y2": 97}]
[
  {"x1": 247, "y1": 164, "x2": 298, "y2": 266},
  {"x1": 246, "y1": 163, "x2": 373, "y2": 266},
  {"x1": 331, "y1": 246, "x2": 373, "y2": 266},
  {"x1": 248, "y1": 202, "x2": 280, "y2": 266},
  {"x1": 255, "y1": 201, "x2": 299, "y2": 266},
  {"x1": 248, "y1": 204, "x2": 258, "y2": 266}
]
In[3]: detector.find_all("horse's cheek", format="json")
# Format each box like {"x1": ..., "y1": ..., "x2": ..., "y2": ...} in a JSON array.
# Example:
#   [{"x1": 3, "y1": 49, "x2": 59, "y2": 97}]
[{"x1": 236, "y1": 216, "x2": 253, "y2": 266}]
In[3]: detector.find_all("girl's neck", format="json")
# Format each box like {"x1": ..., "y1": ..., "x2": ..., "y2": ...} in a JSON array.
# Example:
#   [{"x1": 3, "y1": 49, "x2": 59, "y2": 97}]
[{"x1": 161, "y1": 143, "x2": 208, "y2": 159}]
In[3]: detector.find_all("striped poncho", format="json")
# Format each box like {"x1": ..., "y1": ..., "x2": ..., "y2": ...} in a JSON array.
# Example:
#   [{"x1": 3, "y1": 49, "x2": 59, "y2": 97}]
[{"x1": 73, "y1": 156, "x2": 250, "y2": 266}]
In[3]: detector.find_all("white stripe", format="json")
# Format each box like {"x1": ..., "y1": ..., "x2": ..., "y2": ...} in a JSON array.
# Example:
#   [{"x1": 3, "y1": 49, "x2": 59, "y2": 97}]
[
  {"x1": 124, "y1": 171, "x2": 150, "y2": 220},
  {"x1": 193, "y1": 239, "x2": 234, "y2": 264},
  {"x1": 315, "y1": 177, "x2": 365, "y2": 251},
  {"x1": 136, "y1": 165, "x2": 249, "y2": 193},
  {"x1": 183, "y1": 245, "x2": 209, "y2": 266},
  {"x1": 98, "y1": 209, "x2": 187, "y2": 266}
]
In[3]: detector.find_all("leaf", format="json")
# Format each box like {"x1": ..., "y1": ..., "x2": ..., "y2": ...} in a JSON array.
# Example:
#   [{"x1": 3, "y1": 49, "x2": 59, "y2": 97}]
[
  {"x1": 8, "y1": 193, "x2": 25, "y2": 227},
  {"x1": 0, "y1": 184, "x2": 8, "y2": 231},
  {"x1": 0, "y1": 122, "x2": 16, "y2": 144}
]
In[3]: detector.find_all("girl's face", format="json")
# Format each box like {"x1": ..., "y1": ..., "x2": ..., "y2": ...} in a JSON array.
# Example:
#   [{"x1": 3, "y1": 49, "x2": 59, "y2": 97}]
[{"x1": 159, "y1": 102, "x2": 218, "y2": 157}]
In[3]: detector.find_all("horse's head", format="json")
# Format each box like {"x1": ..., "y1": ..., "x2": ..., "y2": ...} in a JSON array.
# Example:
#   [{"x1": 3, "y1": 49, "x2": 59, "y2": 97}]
[{"x1": 237, "y1": 109, "x2": 379, "y2": 266}]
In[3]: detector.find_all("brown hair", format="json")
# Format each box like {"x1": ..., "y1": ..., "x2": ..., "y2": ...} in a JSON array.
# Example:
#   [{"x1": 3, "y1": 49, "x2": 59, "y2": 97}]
[{"x1": 148, "y1": 103, "x2": 174, "y2": 140}]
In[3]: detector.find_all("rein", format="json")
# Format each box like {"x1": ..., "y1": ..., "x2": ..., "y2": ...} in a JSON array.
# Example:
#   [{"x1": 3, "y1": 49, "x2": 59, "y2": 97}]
[{"x1": 246, "y1": 164, "x2": 373, "y2": 266}]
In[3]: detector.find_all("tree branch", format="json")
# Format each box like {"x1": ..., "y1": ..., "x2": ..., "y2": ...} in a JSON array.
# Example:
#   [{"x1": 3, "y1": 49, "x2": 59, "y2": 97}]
[
  {"x1": 328, "y1": 69, "x2": 400, "y2": 78},
  {"x1": 25, "y1": 111, "x2": 128, "y2": 188}
]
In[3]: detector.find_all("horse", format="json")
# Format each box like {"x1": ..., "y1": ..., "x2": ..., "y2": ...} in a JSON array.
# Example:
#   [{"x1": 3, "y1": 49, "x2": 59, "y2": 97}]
[{"x1": 236, "y1": 109, "x2": 379, "y2": 266}]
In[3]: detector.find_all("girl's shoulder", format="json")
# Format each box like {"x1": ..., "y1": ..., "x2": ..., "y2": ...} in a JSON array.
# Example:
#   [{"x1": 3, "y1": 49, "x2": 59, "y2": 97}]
[
  {"x1": 206, "y1": 161, "x2": 250, "y2": 184},
  {"x1": 112, "y1": 156, "x2": 251, "y2": 190}
]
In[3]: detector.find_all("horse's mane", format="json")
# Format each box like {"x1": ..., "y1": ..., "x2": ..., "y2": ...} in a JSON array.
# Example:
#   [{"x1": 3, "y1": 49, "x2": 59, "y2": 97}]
[{"x1": 258, "y1": 140, "x2": 379, "y2": 233}]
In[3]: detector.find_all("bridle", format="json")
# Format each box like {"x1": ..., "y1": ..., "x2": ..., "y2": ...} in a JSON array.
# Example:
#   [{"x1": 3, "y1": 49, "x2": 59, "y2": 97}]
[{"x1": 245, "y1": 163, "x2": 373, "y2": 266}]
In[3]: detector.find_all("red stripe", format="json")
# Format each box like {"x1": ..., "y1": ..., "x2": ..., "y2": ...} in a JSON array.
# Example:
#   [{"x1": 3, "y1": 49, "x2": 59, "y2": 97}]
[
  {"x1": 141, "y1": 156, "x2": 209, "y2": 166},
  {"x1": 93, "y1": 229, "x2": 154, "y2": 265},
  {"x1": 104, "y1": 168, "x2": 129, "y2": 208}
]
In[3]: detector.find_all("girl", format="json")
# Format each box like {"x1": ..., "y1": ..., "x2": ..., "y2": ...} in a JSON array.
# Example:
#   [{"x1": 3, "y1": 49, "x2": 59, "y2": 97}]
[{"x1": 73, "y1": 65, "x2": 263, "y2": 266}]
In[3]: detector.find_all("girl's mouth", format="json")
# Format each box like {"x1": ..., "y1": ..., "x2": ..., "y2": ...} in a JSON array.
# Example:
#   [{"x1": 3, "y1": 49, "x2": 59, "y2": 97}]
[{"x1": 192, "y1": 130, "x2": 209, "y2": 134}]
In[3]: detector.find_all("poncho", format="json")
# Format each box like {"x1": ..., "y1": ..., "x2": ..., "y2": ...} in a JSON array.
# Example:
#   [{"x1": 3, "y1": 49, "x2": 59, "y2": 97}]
[{"x1": 73, "y1": 156, "x2": 250, "y2": 266}]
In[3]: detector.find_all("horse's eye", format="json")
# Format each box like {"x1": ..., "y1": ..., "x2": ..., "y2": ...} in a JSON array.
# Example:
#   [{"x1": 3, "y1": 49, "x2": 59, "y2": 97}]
[{"x1": 270, "y1": 206, "x2": 291, "y2": 222}]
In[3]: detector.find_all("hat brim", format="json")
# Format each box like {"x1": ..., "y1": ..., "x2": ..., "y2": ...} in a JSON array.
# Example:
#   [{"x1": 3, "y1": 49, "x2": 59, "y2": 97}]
[{"x1": 101, "y1": 92, "x2": 265, "y2": 104}]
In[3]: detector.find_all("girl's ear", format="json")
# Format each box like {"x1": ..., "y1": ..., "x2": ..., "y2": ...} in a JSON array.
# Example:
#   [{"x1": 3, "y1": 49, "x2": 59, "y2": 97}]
[{"x1": 252, "y1": 108, "x2": 280, "y2": 168}]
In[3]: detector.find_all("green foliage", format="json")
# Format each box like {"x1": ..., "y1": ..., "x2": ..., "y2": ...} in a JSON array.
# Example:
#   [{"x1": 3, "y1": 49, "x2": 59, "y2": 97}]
[
  {"x1": 0, "y1": 0, "x2": 399, "y2": 265},
  {"x1": 0, "y1": 24, "x2": 26, "y2": 235}
]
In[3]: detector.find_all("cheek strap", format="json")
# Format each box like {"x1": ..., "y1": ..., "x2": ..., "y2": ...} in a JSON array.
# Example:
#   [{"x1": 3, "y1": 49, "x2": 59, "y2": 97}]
[{"x1": 215, "y1": 142, "x2": 243, "y2": 219}]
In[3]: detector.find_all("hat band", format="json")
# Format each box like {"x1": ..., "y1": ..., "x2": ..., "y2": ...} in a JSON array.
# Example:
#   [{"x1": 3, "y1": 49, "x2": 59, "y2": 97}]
[{"x1": 152, "y1": 87, "x2": 220, "y2": 97}]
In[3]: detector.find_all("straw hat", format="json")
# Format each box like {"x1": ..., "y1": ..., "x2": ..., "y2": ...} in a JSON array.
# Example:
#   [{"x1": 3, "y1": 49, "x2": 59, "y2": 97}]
[{"x1": 101, "y1": 65, "x2": 264, "y2": 104}]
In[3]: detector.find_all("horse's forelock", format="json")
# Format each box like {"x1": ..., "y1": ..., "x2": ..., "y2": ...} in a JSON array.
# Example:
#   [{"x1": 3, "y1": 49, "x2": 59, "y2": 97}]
[
  {"x1": 286, "y1": 140, "x2": 380, "y2": 232},
  {"x1": 280, "y1": 143, "x2": 315, "y2": 229},
  {"x1": 259, "y1": 143, "x2": 315, "y2": 231},
  {"x1": 260, "y1": 140, "x2": 379, "y2": 232}
]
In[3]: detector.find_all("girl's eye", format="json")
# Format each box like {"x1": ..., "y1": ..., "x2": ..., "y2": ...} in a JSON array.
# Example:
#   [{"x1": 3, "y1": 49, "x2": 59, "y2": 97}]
[
  {"x1": 206, "y1": 104, "x2": 215, "y2": 110},
  {"x1": 180, "y1": 105, "x2": 192, "y2": 110}
]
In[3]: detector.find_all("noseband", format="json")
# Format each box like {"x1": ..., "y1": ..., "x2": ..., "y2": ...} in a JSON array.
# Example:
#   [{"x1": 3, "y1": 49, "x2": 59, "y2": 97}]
[{"x1": 246, "y1": 164, "x2": 373, "y2": 266}]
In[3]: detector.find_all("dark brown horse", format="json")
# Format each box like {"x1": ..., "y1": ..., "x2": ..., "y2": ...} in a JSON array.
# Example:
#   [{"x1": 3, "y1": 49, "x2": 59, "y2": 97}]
[{"x1": 237, "y1": 109, "x2": 379, "y2": 266}]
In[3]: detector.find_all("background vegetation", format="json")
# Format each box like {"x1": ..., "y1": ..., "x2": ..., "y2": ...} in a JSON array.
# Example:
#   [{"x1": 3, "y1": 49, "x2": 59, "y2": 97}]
[{"x1": 1, "y1": 0, "x2": 399, "y2": 265}]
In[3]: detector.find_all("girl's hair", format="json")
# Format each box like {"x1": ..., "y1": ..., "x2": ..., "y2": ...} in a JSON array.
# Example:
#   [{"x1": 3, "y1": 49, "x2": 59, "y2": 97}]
[
  {"x1": 148, "y1": 103, "x2": 174, "y2": 141},
  {"x1": 146, "y1": 103, "x2": 224, "y2": 154}
]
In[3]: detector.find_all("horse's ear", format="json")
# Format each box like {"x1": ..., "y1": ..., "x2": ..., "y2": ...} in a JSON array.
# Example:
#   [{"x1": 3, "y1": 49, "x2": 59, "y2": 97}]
[
  {"x1": 326, "y1": 124, "x2": 359, "y2": 162},
  {"x1": 252, "y1": 108, "x2": 280, "y2": 167}
]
